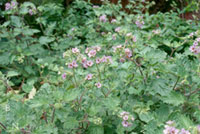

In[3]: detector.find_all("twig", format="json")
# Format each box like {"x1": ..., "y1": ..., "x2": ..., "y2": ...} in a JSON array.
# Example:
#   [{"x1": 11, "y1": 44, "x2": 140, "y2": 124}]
[
  {"x1": 127, "y1": 57, "x2": 146, "y2": 84},
  {"x1": 185, "y1": 88, "x2": 200, "y2": 98},
  {"x1": 0, "y1": 77, "x2": 13, "y2": 93},
  {"x1": 0, "y1": 122, "x2": 6, "y2": 130}
]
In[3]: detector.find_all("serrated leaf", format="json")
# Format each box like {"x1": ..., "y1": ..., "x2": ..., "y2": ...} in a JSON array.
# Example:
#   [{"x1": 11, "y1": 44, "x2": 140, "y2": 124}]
[{"x1": 162, "y1": 91, "x2": 185, "y2": 106}]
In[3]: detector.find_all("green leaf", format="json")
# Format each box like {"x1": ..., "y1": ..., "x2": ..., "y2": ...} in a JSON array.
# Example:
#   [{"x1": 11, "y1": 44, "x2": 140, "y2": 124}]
[
  {"x1": 162, "y1": 91, "x2": 185, "y2": 106},
  {"x1": 63, "y1": 117, "x2": 79, "y2": 129},
  {"x1": 63, "y1": 89, "x2": 80, "y2": 102},
  {"x1": 88, "y1": 126, "x2": 104, "y2": 134},
  {"x1": 39, "y1": 36, "x2": 55, "y2": 45},
  {"x1": 7, "y1": 71, "x2": 20, "y2": 77},
  {"x1": 10, "y1": 16, "x2": 22, "y2": 27},
  {"x1": 139, "y1": 112, "x2": 154, "y2": 123}
]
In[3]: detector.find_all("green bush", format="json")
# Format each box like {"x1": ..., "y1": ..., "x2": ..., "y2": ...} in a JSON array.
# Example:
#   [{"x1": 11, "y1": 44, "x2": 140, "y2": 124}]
[{"x1": 0, "y1": 0, "x2": 200, "y2": 133}]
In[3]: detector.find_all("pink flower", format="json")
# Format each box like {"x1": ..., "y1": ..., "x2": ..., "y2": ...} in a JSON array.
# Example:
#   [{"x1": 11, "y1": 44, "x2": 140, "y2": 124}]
[
  {"x1": 93, "y1": 46, "x2": 101, "y2": 52},
  {"x1": 188, "y1": 32, "x2": 194, "y2": 37},
  {"x1": 72, "y1": 61, "x2": 78, "y2": 68},
  {"x1": 115, "y1": 27, "x2": 121, "y2": 32},
  {"x1": 197, "y1": 38, "x2": 200, "y2": 42},
  {"x1": 5, "y1": 3, "x2": 11, "y2": 10},
  {"x1": 111, "y1": 19, "x2": 117, "y2": 23},
  {"x1": 166, "y1": 120, "x2": 175, "y2": 126},
  {"x1": 135, "y1": 20, "x2": 144, "y2": 28},
  {"x1": 95, "y1": 82, "x2": 102, "y2": 88},
  {"x1": 85, "y1": 74, "x2": 93, "y2": 80},
  {"x1": 132, "y1": 36, "x2": 137, "y2": 42},
  {"x1": 93, "y1": 5, "x2": 99, "y2": 8},
  {"x1": 88, "y1": 50, "x2": 97, "y2": 58},
  {"x1": 125, "y1": 48, "x2": 132, "y2": 58},
  {"x1": 126, "y1": 33, "x2": 132, "y2": 37},
  {"x1": 62, "y1": 73, "x2": 66, "y2": 80},
  {"x1": 101, "y1": 32, "x2": 106, "y2": 35},
  {"x1": 72, "y1": 47, "x2": 80, "y2": 54},
  {"x1": 85, "y1": 48, "x2": 89, "y2": 54},
  {"x1": 123, "y1": 115, "x2": 129, "y2": 120},
  {"x1": 96, "y1": 58, "x2": 101, "y2": 64},
  {"x1": 82, "y1": 63, "x2": 88, "y2": 68},
  {"x1": 193, "y1": 41, "x2": 198, "y2": 46},
  {"x1": 99, "y1": 15, "x2": 107, "y2": 23},
  {"x1": 163, "y1": 126, "x2": 179, "y2": 134},
  {"x1": 68, "y1": 63, "x2": 73, "y2": 69},
  {"x1": 87, "y1": 60, "x2": 94, "y2": 67},
  {"x1": 11, "y1": 1, "x2": 18, "y2": 7},
  {"x1": 29, "y1": 9, "x2": 33, "y2": 15},
  {"x1": 122, "y1": 121, "x2": 131, "y2": 127},
  {"x1": 71, "y1": 28, "x2": 75, "y2": 31},
  {"x1": 112, "y1": 34, "x2": 116, "y2": 40},
  {"x1": 131, "y1": 117, "x2": 135, "y2": 121},
  {"x1": 179, "y1": 128, "x2": 190, "y2": 134},
  {"x1": 81, "y1": 57, "x2": 87, "y2": 64},
  {"x1": 197, "y1": 125, "x2": 200, "y2": 133}
]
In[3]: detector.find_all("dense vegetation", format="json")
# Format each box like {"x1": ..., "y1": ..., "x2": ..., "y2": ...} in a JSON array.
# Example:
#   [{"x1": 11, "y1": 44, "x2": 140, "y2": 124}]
[{"x1": 0, "y1": 0, "x2": 200, "y2": 134}]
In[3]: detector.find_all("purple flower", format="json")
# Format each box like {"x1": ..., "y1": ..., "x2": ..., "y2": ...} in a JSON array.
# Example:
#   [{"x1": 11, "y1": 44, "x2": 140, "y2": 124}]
[
  {"x1": 87, "y1": 60, "x2": 94, "y2": 67},
  {"x1": 197, "y1": 125, "x2": 200, "y2": 133},
  {"x1": 115, "y1": 27, "x2": 121, "y2": 32},
  {"x1": 126, "y1": 33, "x2": 132, "y2": 37},
  {"x1": 95, "y1": 82, "x2": 102, "y2": 88},
  {"x1": 29, "y1": 9, "x2": 33, "y2": 15},
  {"x1": 132, "y1": 36, "x2": 137, "y2": 42},
  {"x1": 120, "y1": 58, "x2": 125, "y2": 63},
  {"x1": 135, "y1": 20, "x2": 144, "y2": 28},
  {"x1": 166, "y1": 120, "x2": 175, "y2": 126},
  {"x1": 88, "y1": 49, "x2": 97, "y2": 58},
  {"x1": 96, "y1": 58, "x2": 101, "y2": 64},
  {"x1": 193, "y1": 41, "x2": 198, "y2": 46},
  {"x1": 122, "y1": 121, "x2": 131, "y2": 127},
  {"x1": 163, "y1": 126, "x2": 179, "y2": 134},
  {"x1": 123, "y1": 115, "x2": 129, "y2": 120},
  {"x1": 112, "y1": 34, "x2": 116, "y2": 40},
  {"x1": 125, "y1": 48, "x2": 132, "y2": 58},
  {"x1": 5, "y1": 3, "x2": 11, "y2": 10},
  {"x1": 111, "y1": 19, "x2": 117, "y2": 23},
  {"x1": 11, "y1": 1, "x2": 18, "y2": 7},
  {"x1": 72, "y1": 61, "x2": 78, "y2": 68},
  {"x1": 93, "y1": 5, "x2": 99, "y2": 8},
  {"x1": 85, "y1": 74, "x2": 93, "y2": 80},
  {"x1": 72, "y1": 47, "x2": 80, "y2": 54},
  {"x1": 99, "y1": 15, "x2": 107, "y2": 23},
  {"x1": 62, "y1": 73, "x2": 66, "y2": 80},
  {"x1": 179, "y1": 128, "x2": 190, "y2": 134},
  {"x1": 68, "y1": 63, "x2": 73, "y2": 69}
]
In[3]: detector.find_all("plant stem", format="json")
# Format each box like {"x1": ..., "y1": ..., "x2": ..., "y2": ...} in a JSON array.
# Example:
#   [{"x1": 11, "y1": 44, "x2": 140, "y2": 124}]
[
  {"x1": 172, "y1": 76, "x2": 180, "y2": 90},
  {"x1": 96, "y1": 64, "x2": 101, "y2": 81},
  {"x1": 72, "y1": 68, "x2": 78, "y2": 87}
]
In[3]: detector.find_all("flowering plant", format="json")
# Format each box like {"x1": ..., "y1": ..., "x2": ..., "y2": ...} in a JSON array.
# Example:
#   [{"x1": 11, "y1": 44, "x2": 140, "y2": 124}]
[{"x1": 0, "y1": 0, "x2": 199, "y2": 134}]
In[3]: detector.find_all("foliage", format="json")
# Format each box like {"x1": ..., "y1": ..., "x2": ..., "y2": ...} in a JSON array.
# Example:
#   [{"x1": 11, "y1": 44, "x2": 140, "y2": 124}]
[{"x1": 0, "y1": 0, "x2": 200, "y2": 134}]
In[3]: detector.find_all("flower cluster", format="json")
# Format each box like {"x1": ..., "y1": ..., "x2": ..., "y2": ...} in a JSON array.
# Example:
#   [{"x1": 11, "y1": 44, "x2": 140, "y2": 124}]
[
  {"x1": 189, "y1": 37, "x2": 200, "y2": 54},
  {"x1": 126, "y1": 33, "x2": 137, "y2": 42},
  {"x1": 5, "y1": 1, "x2": 18, "y2": 10},
  {"x1": 113, "y1": 45, "x2": 133, "y2": 60},
  {"x1": 119, "y1": 111, "x2": 135, "y2": 128},
  {"x1": 135, "y1": 16, "x2": 144, "y2": 28},
  {"x1": 163, "y1": 121, "x2": 190, "y2": 134},
  {"x1": 68, "y1": 61, "x2": 78, "y2": 69}
]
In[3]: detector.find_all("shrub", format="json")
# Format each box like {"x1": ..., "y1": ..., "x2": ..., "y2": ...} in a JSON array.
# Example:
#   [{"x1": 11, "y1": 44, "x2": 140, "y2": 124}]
[{"x1": 0, "y1": 0, "x2": 199, "y2": 134}]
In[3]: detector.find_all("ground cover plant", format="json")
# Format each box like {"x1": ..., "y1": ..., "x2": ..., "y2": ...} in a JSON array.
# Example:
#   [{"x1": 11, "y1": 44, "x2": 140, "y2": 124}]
[{"x1": 0, "y1": 0, "x2": 200, "y2": 133}]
